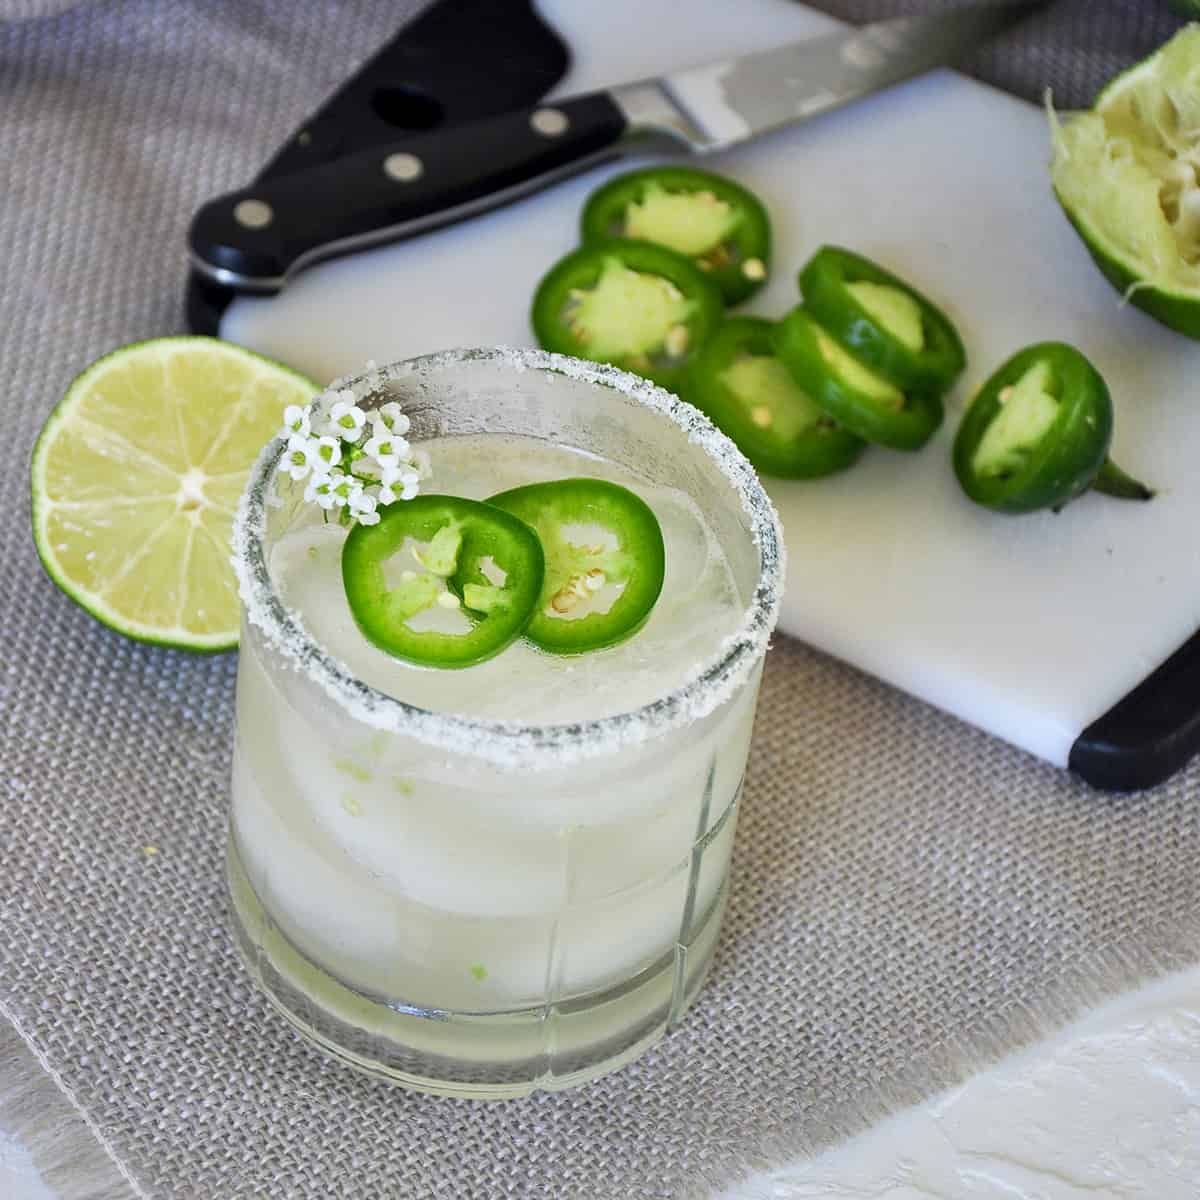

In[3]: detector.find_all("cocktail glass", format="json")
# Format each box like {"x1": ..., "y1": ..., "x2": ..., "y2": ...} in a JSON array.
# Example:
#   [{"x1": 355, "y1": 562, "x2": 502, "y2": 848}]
[{"x1": 228, "y1": 348, "x2": 783, "y2": 1097}]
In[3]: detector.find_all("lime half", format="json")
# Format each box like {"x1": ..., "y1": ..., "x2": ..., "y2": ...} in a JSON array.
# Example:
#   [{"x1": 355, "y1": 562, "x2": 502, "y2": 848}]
[
  {"x1": 1050, "y1": 25, "x2": 1200, "y2": 338},
  {"x1": 31, "y1": 337, "x2": 316, "y2": 651}
]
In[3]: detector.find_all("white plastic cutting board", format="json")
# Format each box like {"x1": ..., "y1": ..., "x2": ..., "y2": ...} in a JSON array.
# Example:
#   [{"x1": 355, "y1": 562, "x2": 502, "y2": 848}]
[{"x1": 222, "y1": 0, "x2": 1200, "y2": 769}]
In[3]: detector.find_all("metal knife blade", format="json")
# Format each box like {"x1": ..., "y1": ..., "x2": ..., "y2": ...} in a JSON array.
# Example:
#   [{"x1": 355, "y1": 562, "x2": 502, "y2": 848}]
[
  {"x1": 189, "y1": 0, "x2": 1044, "y2": 294},
  {"x1": 645, "y1": 3, "x2": 1042, "y2": 151}
]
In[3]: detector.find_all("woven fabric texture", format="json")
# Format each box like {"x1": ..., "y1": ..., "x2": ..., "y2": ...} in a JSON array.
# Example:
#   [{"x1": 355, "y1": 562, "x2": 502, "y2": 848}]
[{"x1": 1, "y1": 2, "x2": 1196, "y2": 1197}]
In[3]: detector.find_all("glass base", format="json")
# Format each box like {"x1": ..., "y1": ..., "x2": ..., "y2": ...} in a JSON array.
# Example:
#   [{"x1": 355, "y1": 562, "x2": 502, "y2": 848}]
[{"x1": 225, "y1": 837, "x2": 726, "y2": 1099}]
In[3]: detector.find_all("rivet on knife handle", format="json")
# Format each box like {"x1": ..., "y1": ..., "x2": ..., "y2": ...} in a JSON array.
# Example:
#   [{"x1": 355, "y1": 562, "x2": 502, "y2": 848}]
[{"x1": 187, "y1": 93, "x2": 635, "y2": 292}]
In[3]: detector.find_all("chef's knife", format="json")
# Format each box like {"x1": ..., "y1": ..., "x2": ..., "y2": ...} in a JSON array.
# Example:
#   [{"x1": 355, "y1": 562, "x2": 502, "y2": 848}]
[
  {"x1": 189, "y1": 0, "x2": 1042, "y2": 294},
  {"x1": 186, "y1": 0, "x2": 570, "y2": 333}
]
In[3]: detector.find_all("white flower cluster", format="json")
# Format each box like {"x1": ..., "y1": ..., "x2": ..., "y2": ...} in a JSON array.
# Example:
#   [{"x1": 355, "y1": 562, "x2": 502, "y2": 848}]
[{"x1": 277, "y1": 390, "x2": 429, "y2": 526}]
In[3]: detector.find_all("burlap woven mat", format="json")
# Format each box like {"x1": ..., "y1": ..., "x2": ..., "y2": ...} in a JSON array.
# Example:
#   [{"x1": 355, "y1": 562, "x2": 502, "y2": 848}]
[{"x1": 2, "y1": 2, "x2": 1196, "y2": 1197}]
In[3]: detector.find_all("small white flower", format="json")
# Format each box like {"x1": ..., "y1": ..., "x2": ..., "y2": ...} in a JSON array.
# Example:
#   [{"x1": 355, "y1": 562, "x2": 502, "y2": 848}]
[
  {"x1": 304, "y1": 473, "x2": 338, "y2": 509},
  {"x1": 280, "y1": 404, "x2": 311, "y2": 439},
  {"x1": 374, "y1": 401, "x2": 411, "y2": 438},
  {"x1": 309, "y1": 469, "x2": 356, "y2": 509},
  {"x1": 312, "y1": 435, "x2": 342, "y2": 473},
  {"x1": 379, "y1": 464, "x2": 420, "y2": 504},
  {"x1": 327, "y1": 399, "x2": 368, "y2": 443},
  {"x1": 329, "y1": 472, "x2": 362, "y2": 508},
  {"x1": 349, "y1": 489, "x2": 380, "y2": 525},
  {"x1": 280, "y1": 434, "x2": 320, "y2": 481},
  {"x1": 411, "y1": 448, "x2": 432, "y2": 480},
  {"x1": 362, "y1": 424, "x2": 409, "y2": 469},
  {"x1": 376, "y1": 463, "x2": 400, "y2": 506}
]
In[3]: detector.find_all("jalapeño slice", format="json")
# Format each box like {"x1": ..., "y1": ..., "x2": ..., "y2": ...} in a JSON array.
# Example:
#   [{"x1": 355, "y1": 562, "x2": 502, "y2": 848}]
[
  {"x1": 342, "y1": 495, "x2": 544, "y2": 668},
  {"x1": 530, "y1": 238, "x2": 723, "y2": 392},
  {"x1": 487, "y1": 478, "x2": 665, "y2": 654},
  {"x1": 581, "y1": 167, "x2": 772, "y2": 304},
  {"x1": 952, "y1": 342, "x2": 1153, "y2": 514},
  {"x1": 799, "y1": 246, "x2": 966, "y2": 393},
  {"x1": 773, "y1": 307, "x2": 944, "y2": 451},
  {"x1": 688, "y1": 317, "x2": 865, "y2": 479}
]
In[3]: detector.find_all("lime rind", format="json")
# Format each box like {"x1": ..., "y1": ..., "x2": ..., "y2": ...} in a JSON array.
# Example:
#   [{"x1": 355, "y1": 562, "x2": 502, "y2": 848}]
[
  {"x1": 31, "y1": 336, "x2": 316, "y2": 652},
  {"x1": 1054, "y1": 190, "x2": 1200, "y2": 338},
  {"x1": 1050, "y1": 25, "x2": 1200, "y2": 338}
]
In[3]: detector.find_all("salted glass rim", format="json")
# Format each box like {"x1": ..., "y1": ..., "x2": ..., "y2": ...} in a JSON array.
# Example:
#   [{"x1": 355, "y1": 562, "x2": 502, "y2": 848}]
[{"x1": 231, "y1": 347, "x2": 785, "y2": 768}]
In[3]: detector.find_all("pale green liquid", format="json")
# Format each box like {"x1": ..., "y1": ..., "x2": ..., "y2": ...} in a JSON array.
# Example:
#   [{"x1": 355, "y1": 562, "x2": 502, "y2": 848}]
[{"x1": 229, "y1": 434, "x2": 758, "y2": 1094}]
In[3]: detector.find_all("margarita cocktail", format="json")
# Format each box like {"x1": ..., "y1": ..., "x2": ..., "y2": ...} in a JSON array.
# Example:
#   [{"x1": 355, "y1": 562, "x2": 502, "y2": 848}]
[{"x1": 229, "y1": 349, "x2": 782, "y2": 1097}]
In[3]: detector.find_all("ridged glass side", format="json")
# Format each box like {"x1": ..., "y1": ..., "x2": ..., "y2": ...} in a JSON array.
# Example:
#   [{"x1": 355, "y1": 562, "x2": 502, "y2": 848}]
[
  {"x1": 225, "y1": 350, "x2": 780, "y2": 1095},
  {"x1": 228, "y1": 619, "x2": 759, "y2": 1096}
]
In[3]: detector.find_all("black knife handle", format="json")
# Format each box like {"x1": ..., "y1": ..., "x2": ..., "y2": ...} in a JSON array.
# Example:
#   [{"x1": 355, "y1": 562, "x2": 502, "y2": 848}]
[
  {"x1": 1068, "y1": 626, "x2": 1200, "y2": 792},
  {"x1": 188, "y1": 92, "x2": 628, "y2": 292}
]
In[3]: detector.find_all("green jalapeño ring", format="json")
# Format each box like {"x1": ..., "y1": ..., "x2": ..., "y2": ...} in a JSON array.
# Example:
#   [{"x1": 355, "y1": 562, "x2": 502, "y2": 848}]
[{"x1": 228, "y1": 348, "x2": 783, "y2": 1098}]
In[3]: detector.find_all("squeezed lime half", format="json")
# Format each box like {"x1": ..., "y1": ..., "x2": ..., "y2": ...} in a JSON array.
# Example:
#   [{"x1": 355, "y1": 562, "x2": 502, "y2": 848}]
[{"x1": 1050, "y1": 25, "x2": 1200, "y2": 337}]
